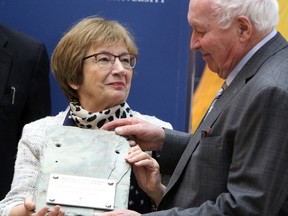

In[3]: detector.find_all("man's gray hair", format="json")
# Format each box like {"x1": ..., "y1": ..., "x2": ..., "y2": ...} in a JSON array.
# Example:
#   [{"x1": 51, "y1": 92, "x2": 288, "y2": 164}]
[{"x1": 212, "y1": 0, "x2": 279, "y2": 33}]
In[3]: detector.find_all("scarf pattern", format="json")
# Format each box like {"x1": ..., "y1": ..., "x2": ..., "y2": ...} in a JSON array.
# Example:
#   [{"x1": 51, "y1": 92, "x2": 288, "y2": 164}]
[{"x1": 69, "y1": 101, "x2": 133, "y2": 129}]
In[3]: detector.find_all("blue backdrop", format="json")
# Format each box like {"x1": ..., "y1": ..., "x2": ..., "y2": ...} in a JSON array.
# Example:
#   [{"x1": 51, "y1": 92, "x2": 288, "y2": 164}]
[{"x1": 0, "y1": 0, "x2": 192, "y2": 131}]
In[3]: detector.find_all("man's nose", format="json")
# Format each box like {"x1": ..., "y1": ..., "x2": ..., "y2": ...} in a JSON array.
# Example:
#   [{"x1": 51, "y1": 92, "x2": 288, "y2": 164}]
[{"x1": 190, "y1": 33, "x2": 200, "y2": 51}]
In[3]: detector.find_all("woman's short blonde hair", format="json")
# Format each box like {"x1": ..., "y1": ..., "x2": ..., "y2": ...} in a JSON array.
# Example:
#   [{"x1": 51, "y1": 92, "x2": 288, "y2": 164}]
[{"x1": 51, "y1": 17, "x2": 138, "y2": 101}]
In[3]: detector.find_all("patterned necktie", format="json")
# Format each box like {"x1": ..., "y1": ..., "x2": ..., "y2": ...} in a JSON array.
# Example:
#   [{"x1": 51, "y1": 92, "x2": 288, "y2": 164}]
[{"x1": 205, "y1": 82, "x2": 227, "y2": 118}]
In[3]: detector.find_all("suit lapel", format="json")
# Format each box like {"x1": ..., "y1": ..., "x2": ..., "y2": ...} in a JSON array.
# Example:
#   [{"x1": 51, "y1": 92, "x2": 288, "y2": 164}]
[
  {"x1": 163, "y1": 32, "x2": 288, "y2": 199},
  {"x1": 163, "y1": 81, "x2": 242, "y2": 195},
  {"x1": 164, "y1": 66, "x2": 246, "y2": 195},
  {"x1": 0, "y1": 30, "x2": 12, "y2": 98}
]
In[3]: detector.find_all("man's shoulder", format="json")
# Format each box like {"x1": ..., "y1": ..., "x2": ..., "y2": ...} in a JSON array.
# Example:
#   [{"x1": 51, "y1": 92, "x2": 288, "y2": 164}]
[{"x1": 0, "y1": 23, "x2": 43, "y2": 50}]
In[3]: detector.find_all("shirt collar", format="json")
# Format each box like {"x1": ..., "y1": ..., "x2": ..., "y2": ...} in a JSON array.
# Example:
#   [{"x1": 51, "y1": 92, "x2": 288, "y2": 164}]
[{"x1": 226, "y1": 29, "x2": 277, "y2": 86}]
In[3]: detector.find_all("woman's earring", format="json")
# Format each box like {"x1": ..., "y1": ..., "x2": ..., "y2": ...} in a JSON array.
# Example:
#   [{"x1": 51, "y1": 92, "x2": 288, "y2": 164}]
[{"x1": 72, "y1": 85, "x2": 79, "y2": 90}]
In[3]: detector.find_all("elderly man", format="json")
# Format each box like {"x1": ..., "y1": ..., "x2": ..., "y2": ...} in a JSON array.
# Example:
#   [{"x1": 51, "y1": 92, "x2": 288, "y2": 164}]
[{"x1": 102, "y1": 0, "x2": 288, "y2": 215}]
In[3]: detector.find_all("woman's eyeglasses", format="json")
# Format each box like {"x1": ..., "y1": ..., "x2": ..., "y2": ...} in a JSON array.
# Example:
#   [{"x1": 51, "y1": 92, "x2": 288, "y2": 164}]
[{"x1": 83, "y1": 52, "x2": 137, "y2": 69}]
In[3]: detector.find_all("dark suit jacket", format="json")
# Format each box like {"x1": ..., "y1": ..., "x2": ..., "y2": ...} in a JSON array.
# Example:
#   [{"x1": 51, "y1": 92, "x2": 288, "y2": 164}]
[
  {"x1": 0, "y1": 24, "x2": 51, "y2": 199},
  {"x1": 150, "y1": 33, "x2": 288, "y2": 216}
]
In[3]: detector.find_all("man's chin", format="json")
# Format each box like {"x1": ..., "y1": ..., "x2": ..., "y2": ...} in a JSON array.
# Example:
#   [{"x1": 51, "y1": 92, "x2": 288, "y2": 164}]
[{"x1": 206, "y1": 64, "x2": 218, "y2": 74}]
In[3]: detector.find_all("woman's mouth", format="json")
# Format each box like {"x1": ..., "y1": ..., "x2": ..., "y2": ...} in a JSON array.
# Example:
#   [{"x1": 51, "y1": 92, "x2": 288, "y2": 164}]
[{"x1": 108, "y1": 82, "x2": 125, "y2": 89}]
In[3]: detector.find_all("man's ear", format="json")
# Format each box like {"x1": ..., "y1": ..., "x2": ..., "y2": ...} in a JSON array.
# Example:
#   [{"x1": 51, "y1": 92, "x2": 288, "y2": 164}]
[{"x1": 236, "y1": 16, "x2": 252, "y2": 41}]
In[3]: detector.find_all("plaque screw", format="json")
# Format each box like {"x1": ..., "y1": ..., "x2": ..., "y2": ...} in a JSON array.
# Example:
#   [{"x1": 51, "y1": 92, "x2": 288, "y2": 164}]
[
  {"x1": 105, "y1": 204, "x2": 112, "y2": 208},
  {"x1": 53, "y1": 175, "x2": 59, "y2": 179},
  {"x1": 49, "y1": 198, "x2": 55, "y2": 202},
  {"x1": 108, "y1": 181, "x2": 114, "y2": 186}
]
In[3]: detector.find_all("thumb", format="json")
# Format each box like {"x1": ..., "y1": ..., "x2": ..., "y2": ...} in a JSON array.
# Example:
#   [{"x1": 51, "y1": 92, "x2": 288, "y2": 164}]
[{"x1": 24, "y1": 196, "x2": 36, "y2": 212}]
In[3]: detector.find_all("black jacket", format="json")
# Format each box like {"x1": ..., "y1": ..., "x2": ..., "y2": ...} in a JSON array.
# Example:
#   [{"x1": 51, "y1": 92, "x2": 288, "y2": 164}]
[{"x1": 0, "y1": 24, "x2": 51, "y2": 199}]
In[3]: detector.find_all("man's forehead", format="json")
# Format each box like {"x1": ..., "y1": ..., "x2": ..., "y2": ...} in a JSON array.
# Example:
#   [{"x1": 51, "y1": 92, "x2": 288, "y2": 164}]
[{"x1": 188, "y1": 0, "x2": 217, "y2": 26}]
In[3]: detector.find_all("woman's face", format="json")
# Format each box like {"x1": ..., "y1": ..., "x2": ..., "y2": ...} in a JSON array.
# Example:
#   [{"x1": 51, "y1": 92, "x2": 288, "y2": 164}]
[{"x1": 73, "y1": 43, "x2": 133, "y2": 112}]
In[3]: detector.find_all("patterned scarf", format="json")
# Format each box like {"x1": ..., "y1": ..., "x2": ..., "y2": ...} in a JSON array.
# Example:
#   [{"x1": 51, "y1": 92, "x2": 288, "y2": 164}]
[{"x1": 69, "y1": 101, "x2": 133, "y2": 129}]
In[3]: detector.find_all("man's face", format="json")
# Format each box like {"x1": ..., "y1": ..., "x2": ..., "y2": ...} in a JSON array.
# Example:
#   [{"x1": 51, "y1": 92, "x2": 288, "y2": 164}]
[{"x1": 188, "y1": 0, "x2": 244, "y2": 79}]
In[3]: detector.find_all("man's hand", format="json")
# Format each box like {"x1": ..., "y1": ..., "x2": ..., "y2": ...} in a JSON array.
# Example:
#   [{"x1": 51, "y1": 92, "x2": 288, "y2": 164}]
[
  {"x1": 96, "y1": 209, "x2": 140, "y2": 216},
  {"x1": 101, "y1": 117, "x2": 165, "y2": 151}
]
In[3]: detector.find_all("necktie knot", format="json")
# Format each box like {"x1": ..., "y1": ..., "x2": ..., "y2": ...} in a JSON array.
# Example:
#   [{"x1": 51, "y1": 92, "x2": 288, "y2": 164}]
[{"x1": 222, "y1": 81, "x2": 228, "y2": 90}]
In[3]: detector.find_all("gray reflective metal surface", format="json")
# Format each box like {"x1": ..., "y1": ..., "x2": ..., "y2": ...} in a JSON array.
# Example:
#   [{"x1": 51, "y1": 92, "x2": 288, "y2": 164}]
[{"x1": 35, "y1": 126, "x2": 131, "y2": 215}]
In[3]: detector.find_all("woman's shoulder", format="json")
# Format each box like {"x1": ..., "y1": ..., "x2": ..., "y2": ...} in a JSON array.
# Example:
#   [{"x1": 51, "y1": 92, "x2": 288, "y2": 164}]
[
  {"x1": 131, "y1": 110, "x2": 173, "y2": 129},
  {"x1": 22, "y1": 108, "x2": 68, "y2": 135},
  {"x1": 16, "y1": 109, "x2": 69, "y2": 160}
]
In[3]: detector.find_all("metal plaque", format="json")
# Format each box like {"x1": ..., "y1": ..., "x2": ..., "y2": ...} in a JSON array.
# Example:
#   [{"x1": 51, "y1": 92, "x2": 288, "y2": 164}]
[
  {"x1": 34, "y1": 126, "x2": 131, "y2": 215},
  {"x1": 46, "y1": 174, "x2": 116, "y2": 210}
]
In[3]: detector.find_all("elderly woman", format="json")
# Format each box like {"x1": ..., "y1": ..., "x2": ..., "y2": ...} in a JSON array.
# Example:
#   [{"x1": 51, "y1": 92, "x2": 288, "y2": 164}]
[{"x1": 0, "y1": 17, "x2": 172, "y2": 216}]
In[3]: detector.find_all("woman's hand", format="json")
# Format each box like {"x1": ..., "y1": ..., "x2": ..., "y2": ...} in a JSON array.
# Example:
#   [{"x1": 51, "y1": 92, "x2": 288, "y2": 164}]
[
  {"x1": 9, "y1": 196, "x2": 64, "y2": 216},
  {"x1": 125, "y1": 145, "x2": 166, "y2": 206}
]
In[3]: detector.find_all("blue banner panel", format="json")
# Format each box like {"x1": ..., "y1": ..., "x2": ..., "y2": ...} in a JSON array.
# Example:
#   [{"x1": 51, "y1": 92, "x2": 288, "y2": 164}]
[{"x1": 0, "y1": 0, "x2": 191, "y2": 131}]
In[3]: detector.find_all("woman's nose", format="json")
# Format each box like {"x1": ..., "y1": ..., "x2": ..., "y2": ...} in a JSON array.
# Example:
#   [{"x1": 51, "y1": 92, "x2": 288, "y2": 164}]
[{"x1": 111, "y1": 58, "x2": 126, "y2": 75}]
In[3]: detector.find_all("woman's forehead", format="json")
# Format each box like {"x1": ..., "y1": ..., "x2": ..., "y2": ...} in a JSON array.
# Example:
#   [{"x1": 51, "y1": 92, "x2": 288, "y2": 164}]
[{"x1": 86, "y1": 43, "x2": 128, "y2": 53}]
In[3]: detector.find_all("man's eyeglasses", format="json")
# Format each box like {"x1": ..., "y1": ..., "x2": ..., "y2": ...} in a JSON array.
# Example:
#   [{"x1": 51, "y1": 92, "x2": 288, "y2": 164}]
[{"x1": 82, "y1": 52, "x2": 137, "y2": 69}]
